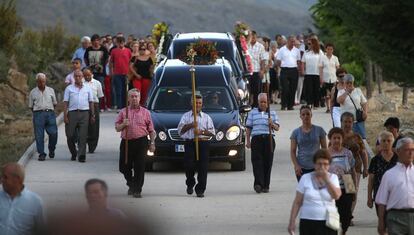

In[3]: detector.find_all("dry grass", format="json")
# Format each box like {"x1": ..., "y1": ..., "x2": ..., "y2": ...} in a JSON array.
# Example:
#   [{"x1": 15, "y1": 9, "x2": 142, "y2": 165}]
[{"x1": 0, "y1": 119, "x2": 33, "y2": 166}]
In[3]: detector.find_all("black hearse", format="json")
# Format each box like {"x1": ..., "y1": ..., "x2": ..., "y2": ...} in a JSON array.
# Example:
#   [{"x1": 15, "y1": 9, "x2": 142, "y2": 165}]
[
  {"x1": 167, "y1": 32, "x2": 249, "y2": 103},
  {"x1": 145, "y1": 59, "x2": 250, "y2": 171}
]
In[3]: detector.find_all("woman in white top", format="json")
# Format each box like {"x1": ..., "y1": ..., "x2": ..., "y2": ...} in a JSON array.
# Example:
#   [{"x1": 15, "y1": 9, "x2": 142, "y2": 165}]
[
  {"x1": 288, "y1": 149, "x2": 342, "y2": 235},
  {"x1": 301, "y1": 38, "x2": 324, "y2": 109},
  {"x1": 336, "y1": 74, "x2": 368, "y2": 139},
  {"x1": 319, "y1": 43, "x2": 340, "y2": 113}
]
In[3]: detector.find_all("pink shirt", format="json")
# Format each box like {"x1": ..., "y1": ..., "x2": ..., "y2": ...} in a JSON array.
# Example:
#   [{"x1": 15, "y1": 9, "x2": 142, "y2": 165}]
[
  {"x1": 375, "y1": 162, "x2": 414, "y2": 210},
  {"x1": 115, "y1": 106, "x2": 154, "y2": 140},
  {"x1": 110, "y1": 47, "x2": 131, "y2": 75}
]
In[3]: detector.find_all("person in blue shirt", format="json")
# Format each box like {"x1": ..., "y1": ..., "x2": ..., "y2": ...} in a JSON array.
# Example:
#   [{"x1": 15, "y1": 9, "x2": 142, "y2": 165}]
[
  {"x1": 246, "y1": 93, "x2": 280, "y2": 193},
  {"x1": 0, "y1": 163, "x2": 45, "y2": 235},
  {"x1": 72, "y1": 36, "x2": 91, "y2": 68}
]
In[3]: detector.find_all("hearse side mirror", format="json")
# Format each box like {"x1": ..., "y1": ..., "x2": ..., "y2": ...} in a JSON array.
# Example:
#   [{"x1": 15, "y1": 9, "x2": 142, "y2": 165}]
[{"x1": 239, "y1": 105, "x2": 252, "y2": 113}]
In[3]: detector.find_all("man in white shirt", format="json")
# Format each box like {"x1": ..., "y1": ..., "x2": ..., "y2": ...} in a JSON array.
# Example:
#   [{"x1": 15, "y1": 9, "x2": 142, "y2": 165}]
[
  {"x1": 248, "y1": 31, "x2": 266, "y2": 108},
  {"x1": 63, "y1": 69, "x2": 95, "y2": 162},
  {"x1": 375, "y1": 137, "x2": 414, "y2": 235},
  {"x1": 276, "y1": 35, "x2": 301, "y2": 110},
  {"x1": 83, "y1": 67, "x2": 104, "y2": 153}
]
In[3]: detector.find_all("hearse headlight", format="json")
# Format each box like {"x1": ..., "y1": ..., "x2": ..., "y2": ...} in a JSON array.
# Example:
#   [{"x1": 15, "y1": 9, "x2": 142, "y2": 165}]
[
  {"x1": 216, "y1": 131, "x2": 224, "y2": 141},
  {"x1": 158, "y1": 131, "x2": 167, "y2": 141},
  {"x1": 226, "y1": 126, "x2": 240, "y2": 141}
]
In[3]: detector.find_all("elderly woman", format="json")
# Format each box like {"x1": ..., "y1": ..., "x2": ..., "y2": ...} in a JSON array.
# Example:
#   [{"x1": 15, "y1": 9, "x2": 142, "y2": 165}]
[
  {"x1": 327, "y1": 127, "x2": 356, "y2": 235},
  {"x1": 367, "y1": 131, "x2": 398, "y2": 213},
  {"x1": 288, "y1": 149, "x2": 342, "y2": 235},
  {"x1": 330, "y1": 68, "x2": 346, "y2": 127},
  {"x1": 290, "y1": 105, "x2": 327, "y2": 181},
  {"x1": 336, "y1": 74, "x2": 368, "y2": 139},
  {"x1": 340, "y1": 112, "x2": 369, "y2": 224}
]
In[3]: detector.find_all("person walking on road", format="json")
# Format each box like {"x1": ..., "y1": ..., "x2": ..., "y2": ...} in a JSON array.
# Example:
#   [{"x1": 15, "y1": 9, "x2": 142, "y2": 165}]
[
  {"x1": 245, "y1": 93, "x2": 280, "y2": 193},
  {"x1": 375, "y1": 137, "x2": 414, "y2": 235},
  {"x1": 115, "y1": 89, "x2": 156, "y2": 198},
  {"x1": 248, "y1": 31, "x2": 266, "y2": 108},
  {"x1": 63, "y1": 69, "x2": 95, "y2": 162},
  {"x1": 28, "y1": 73, "x2": 58, "y2": 161},
  {"x1": 288, "y1": 149, "x2": 341, "y2": 235},
  {"x1": 83, "y1": 67, "x2": 104, "y2": 153},
  {"x1": 72, "y1": 36, "x2": 90, "y2": 68},
  {"x1": 177, "y1": 93, "x2": 215, "y2": 198},
  {"x1": 276, "y1": 35, "x2": 301, "y2": 110},
  {"x1": 110, "y1": 36, "x2": 131, "y2": 110},
  {"x1": 0, "y1": 163, "x2": 45, "y2": 235},
  {"x1": 290, "y1": 105, "x2": 327, "y2": 181}
]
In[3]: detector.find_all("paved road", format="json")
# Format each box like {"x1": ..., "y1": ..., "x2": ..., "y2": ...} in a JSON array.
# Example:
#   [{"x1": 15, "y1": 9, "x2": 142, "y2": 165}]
[{"x1": 25, "y1": 105, "x2": 377, "y2": 235}]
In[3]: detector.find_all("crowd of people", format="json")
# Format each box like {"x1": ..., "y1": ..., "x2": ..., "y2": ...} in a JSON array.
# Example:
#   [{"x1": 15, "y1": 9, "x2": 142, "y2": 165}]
[{"x1": 1, "y1": 29, "x2": 412, "y2": 235}]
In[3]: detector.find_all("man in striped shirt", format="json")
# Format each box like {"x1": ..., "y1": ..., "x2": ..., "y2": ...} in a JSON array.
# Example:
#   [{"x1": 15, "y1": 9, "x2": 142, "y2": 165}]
[
  {"x1": 177, "y1": 94, "x2": 215, "y2": 198},
  {"x1": 246, "y1": 93, "x2": 280, "y2": 193}
]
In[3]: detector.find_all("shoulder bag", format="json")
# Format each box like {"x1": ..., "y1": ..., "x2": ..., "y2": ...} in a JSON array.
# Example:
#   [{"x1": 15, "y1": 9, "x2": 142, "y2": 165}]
[
  {"x1": 348, "y1": 93, "x2": 365, "y2": 122},
  {"x1": 316, "y1": 177, "x2": 341, "y2": 231}
]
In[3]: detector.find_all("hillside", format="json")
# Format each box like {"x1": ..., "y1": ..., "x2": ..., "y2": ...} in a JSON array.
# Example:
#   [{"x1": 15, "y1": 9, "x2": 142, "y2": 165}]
[{"x1": 16, "y1": 0, "x2": 316, "y2": 37}]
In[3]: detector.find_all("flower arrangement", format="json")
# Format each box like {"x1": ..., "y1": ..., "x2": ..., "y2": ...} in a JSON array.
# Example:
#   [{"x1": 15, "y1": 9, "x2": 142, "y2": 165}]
[
  {"x1": 234, "y1": 21, "x2": 250, "y2": 39},
  {"x1": 152, "y1": 22, "x2": 169, "y2": 46},
  {"x1": 182, "y1": 40, "x2": 219, "y2": 65}
]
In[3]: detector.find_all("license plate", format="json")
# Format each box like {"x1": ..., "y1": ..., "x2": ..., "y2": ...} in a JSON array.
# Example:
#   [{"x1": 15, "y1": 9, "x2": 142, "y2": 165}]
[{"x1": 175, "y1": 144, "x2": 185, "y2": 152}]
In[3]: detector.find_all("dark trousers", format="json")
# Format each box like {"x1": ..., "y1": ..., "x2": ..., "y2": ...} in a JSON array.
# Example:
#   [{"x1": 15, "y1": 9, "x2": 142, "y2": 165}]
[
  {"x1": 184, "y1": 141, "x2": 209, "y2": 194},
  {"x1": 336, "y1": 189, "x2": 353, "y2": 233},
  {"x1": 33, "y1": 111, "x2": 58, "y2": 155},
  {"x1": 251, "y1": 135, "x2": 275, "y2": 189},
  {"x1": 248, "y1": 72, "x2": 261, "y2": 108},
  {"x1": 296, "y1": 168, "x2": 315, "y2": 182},
  {"x1": 65, "y1": 111, "x2": 89, "y2": 157},
  {"x1": 280, "y1": 68, "x2": 298, "y2": 109},
  {"x1": 119, "y1": 137, "x2": 148, "y2": 193},
  {"x1": 303, "y1": 75, "x2": 320, "y2": 107},
  {"x1": 387, "y1": 210, "x2": 414, "y2": 235},
  {"x1": 113, "y1": 74, "x2": 126, "y2": 108},
  {"x1": 87, "y1": 103, "x2": 100, "y2": 153},
  {"x1": 299, "y1": 219, "x2": 337, "y2": 235}
]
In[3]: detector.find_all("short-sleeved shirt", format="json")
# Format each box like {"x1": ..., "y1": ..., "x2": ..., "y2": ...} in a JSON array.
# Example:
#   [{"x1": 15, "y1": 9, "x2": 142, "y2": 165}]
[
  {"x1": 84, "y1": 46, "x2": 109, "y2": 76},
  {"x1": 246, "y1": 108, "x2": 279, "y2": 137},
  {"x1": 368, "y1": 153, "x2": 398, "y2": 199},
  {"x1": 63, "y1": 84, "x2": 93, "y2": 111},
  {"x1": 72, "y1": 47, "x2": 87, "y2": 68},
  {"x1": 296, "y1": 172, "x2": 340, "y2": 220},
  {"x1": 0, "y1": 188, "x2": 44, "y2": 235},
  {"x1": 28, "y1": 86, "x2": 57, "y2": 111},
  {"x1": 115, "y1": 106, "x2": 154, "y2": 140},
  {"x1": 177, "y1": 111, "x2": 215, "y2": 140},
  {"x1": 290, "y1": 125, "x2": 326, "y2": 169},
  {"x1": 337, "y1": 87, "x2": 367, "y2": 118},
  {"x1": 84, "y1": 79, "x2": 104, "y2": 103},
  {"x1": 248, "y1": 42, "x2": 266, "y2": 72},
  {"x1": 328, "y1": 148, "x2": 355, "y2": 188},
  {"x1": 110, "y1": 47, "x2": 132, "y2": 75},
  {"x1": 301, "y1": 50, "x2": 324, "y2": 75},
  {"x1": 319, "y1": 54, "x2": 339, "y2": 83},
  {"x1": 276, "y1": 45, "x2": 301, "y2": 68}
]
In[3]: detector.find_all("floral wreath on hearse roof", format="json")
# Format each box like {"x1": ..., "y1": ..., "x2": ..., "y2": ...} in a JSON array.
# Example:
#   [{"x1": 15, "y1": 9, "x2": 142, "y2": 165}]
[{"x1": 181, "y1": 39, "x2": 219, "y2": 65}]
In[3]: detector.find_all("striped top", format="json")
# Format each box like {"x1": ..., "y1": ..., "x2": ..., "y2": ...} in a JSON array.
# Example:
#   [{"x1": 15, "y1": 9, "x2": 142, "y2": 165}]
[
  {"x1": 246, "y1": 108, "x2": 280, "y2": 137},
  {"x1": 177, "y1": 110, "x2": 215, "y2": 140}
]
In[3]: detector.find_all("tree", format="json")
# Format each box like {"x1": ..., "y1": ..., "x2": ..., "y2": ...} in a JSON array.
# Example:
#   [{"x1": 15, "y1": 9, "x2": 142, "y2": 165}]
[
  {"x1": 311, "y1": 0, "x2": 414, "y2": 87},
  {"x1": 0, "y1": 0, "x2": 21, "y2": 53}
]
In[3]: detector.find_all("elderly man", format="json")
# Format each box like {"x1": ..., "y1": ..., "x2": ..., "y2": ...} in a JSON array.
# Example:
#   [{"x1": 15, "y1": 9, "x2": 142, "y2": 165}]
[
  {"x1": 83, "y1": 67, "x2": 104, "y2": 153},
  {"x1": 177, "y1": 94, "x2": 215, "y2": 198},
  {"x1": 72, "y1": 36, "x2": 91, "y2": 68},
  {"x1": 246, "y1": 93, "x2": 280, "y2": 193},
  {"x1": 376, "y1": 137, "x2": 414, "y2": 235},
  {"x1": 28, "y1": 73, "x2": 58, "y2": 161},
  {"x1": 0, "y1": 163, "x2": 45, "y2": 235},
  {"x1": 276, "y1": 35, "x2": 301, "y2": 110},
  {"x1": 64, "y1": 69, "x2": 95, "y2": 162},
  {"x1": 84, "y1": 178, "x2": 124, "y2": 217},
  {"x1": 115, "y1": 89, "x2": 155, "y2": 198}
]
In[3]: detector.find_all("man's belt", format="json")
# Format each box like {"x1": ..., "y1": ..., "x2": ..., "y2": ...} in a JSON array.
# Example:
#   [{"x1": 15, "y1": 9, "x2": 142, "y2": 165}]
[
  {"x1": 389, "y1": 208, "x2": 414, "y2": 213},
  {"x1": 69, "y1": 109, "x2": 89, "y2": 112},
  {"x1": 281, "y1": 67, "x2": 298, "y2": 70},
  {"x1": 33, "y1": 109, "x2": 53, "y2": 112}
]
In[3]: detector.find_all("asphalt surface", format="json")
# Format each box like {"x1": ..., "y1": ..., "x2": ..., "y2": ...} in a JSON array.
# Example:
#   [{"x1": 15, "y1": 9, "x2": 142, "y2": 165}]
[{"x1": 25, "y1": 104, "x2": 377, "y2": 235}]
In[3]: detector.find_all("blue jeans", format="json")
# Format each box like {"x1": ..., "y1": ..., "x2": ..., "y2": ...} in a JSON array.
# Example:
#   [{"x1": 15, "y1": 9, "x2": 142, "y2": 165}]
[
  {"x1": 113, "y1": 75, "x2": 126, "y2": 108},
  {"x1": 353, "y1": 121, "x2": 367, "y2": 139},
  {"x1": 33, "y1": 111, "x2": 58, "y2": 155}
]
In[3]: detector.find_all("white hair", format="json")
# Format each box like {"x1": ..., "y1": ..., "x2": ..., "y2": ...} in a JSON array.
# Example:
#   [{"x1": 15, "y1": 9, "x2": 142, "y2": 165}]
[
  {"x1": 81, "y1": 36, "x2": 91, "y2": 42},
  {"x1": 128, "y1": 88, "x2": 141, "y2": 97},
  {"x1": 257, "y1": 93, "x2": 268, "y2": 101},
  {"x1": 395, "y1": 137, "x2": 413, "y2": 150},
  {"x1": 35, "y1": 73, "x2": 47, "y2": 81}
]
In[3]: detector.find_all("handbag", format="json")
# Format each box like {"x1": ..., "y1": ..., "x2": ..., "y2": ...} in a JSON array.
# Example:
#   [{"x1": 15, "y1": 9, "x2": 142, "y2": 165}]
[
  {"x1": 348, "y1": 94, "x2": 365, "y2": 122},
  {"x1": 342, "y1": 174, "x2": 356, "y2": 194},
  {"x1": 316, "y1": 177, "x2": 341, "y2": 231}
]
